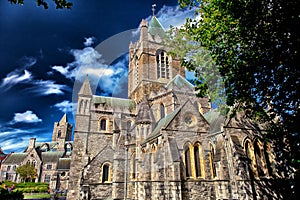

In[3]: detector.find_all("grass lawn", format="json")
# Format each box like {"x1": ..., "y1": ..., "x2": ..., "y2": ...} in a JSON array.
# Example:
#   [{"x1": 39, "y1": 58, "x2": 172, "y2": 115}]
[{"x1": 23, "y1": 193, "x2": 51, "y2": 199}]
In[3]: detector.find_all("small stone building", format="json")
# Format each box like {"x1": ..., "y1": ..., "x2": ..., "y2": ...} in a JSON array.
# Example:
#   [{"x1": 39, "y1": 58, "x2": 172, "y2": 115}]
[
  {"x1": 67, "y1": 14, "x2": 278, "y2": 200},
  {"x1": 0, "y1": 114, "x2": 73, "y2": 193}
]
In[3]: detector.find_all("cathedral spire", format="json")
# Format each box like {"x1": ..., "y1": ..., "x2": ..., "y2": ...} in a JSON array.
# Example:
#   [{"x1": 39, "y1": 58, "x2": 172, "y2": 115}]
[
  {"x1": 79, "y1": 74, "x2": 92, "y2": 96},
  {"x1": 59, "y1": 113, "x2": 68, "y2": 124}
]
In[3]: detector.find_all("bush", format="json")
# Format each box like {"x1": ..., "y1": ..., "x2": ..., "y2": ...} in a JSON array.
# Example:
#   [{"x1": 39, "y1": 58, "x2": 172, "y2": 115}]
[{"x1": 0, "y1": 187, "x2": 24, "y2": 200}]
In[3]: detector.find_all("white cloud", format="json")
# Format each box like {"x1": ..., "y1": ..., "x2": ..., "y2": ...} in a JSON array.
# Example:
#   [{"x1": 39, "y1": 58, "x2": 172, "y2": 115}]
[
  {"x1": 52, "y1": 65, "x2": 70, "y2": 76},
  {"x1": 0, "y1": 126, "x2": 51, "y2": 153},
  {"x1": 97, "y1": 54, "x2": 128, "y2": 96},
  {"x1": 155, "y1": 5, "x2": 196, "y2": 29},
  {"x1": 1, "y1": 139, "x2": 30, "y2": 153},
  {"x1": 84, "y1": 37, "x2": 96, "y2": 47},
  {"x1": 51, "y1": 47, "x2": 111, "y2": 80},
  {"x1": 0, "y1": 70, "x2": 33, "y2": 90},
  {"x1": 53, "y1": 100, "x2": 74, "y2": 113},
  {"x1": 31, "y1": 80, "x2": 69, "y2": 95},
  {"x1": 12, "y1": 110, "x2": 42, "y2": 123}
]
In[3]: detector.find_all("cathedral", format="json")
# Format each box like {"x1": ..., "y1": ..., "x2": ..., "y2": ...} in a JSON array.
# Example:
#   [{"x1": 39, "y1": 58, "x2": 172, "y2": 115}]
[{"x1": 67, "y1": 14, "x2": 277, "y2": 200}]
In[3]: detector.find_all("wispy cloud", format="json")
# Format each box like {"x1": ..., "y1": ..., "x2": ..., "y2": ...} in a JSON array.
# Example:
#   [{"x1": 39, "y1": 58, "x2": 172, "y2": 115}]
[
  {"x1": 18, "y1": 56, "x2": 37, "y2": 69},
  {"x1": 11, "y1": 110, "x2": 42, "y2": 124},
  {"x1": 53, "y1": 100, "x2": 74, "y2": 113},
  {"x1": 30, "y1": 80, "x2": 69, "y2": 95},
  {"x1": 0, "y1": 127, "x2": 50, "y2": 153},
  {"x1": 84, "y1": 36, "x2": 96, "y2": 47},
  {"x1": 1, "y1": 138, "x2": 30, "y2": 153},
  {"x1": 0, "y1": 70, "x2": 33, "y2": 90}
]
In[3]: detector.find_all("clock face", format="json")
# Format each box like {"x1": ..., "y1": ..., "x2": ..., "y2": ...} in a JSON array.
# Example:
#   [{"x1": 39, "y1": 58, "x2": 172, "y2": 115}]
[{"x1": 184, "y1": 113, "x2": 196, "y2": 127}]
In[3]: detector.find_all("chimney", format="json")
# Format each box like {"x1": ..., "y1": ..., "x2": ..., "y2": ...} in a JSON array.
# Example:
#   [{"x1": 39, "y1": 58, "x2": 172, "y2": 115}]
[{"x1": 29, "y1": 138, "x2": 36, "y2": 149}]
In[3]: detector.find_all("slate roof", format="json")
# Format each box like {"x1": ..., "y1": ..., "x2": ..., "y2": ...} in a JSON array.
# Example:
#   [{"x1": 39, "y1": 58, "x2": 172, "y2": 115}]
[
  {"x1": 148, "y1": 16, "x2": 166, "y2": 38},
  {"x1": 143, "y1": 107, "x2": 181, "y2": 144},
  {"x1": 93, "y1": 96, "x2": 136, "y2": 109},
  {"x1": 204, "y1": 109, "x2": 225, "y2": 134},
  {"x1": 35, "y1": 141, "x2": 59, "y2": 151},
  {"x1": 57, "y1": 158, "x2": 71, "y2": 170},
  {"x1": 79, "y1": 75, "x2": 92, "y2": 95},
  {"x1": 41, "y1": 151, "x2": 64, "y2": 163},
  {"x1": 3, "y1": 153, "x2": 27, "y2": 164},
  {"x1": 59, "y1": 113, "x2": 68, "y2": 123},
  {"x1": 166, "y1": 75, "x2": 194, "y2": 91}
]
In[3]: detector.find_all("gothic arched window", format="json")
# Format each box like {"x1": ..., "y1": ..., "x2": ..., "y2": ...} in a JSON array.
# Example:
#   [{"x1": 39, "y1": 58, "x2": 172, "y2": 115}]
[
  {"x1": 245, "y1": 140, "x2": 257, "y2": 177},
  {"x1": 194, "y1": 145, "x2": 201, "y2": 177},
  {"x1": 132, "y1": 153, "x2": 136, "y2": 179},
  {"x1": 156, "y1": 50, "x2": 170, "y2": 79},
  {"x1": 135, "y1": 55, "x2": 139, "y2": 86},
  {"x1": 209, "y1": 144, "x2": 217, "y2": 178},
  {"x1": 184, "y1": 144, "x2": 192, "y2": 178},
  {"x1": 263, "y1": 142, "x2": 272, "y2": 175},
  {"x1": 102, "y1": 163, "x2": 111, "y2": 183},
  {"x1": 254, "y1": 140, "x2": 265, "y2": 176},
  {"x1": 57, "y1": 130, "x2": 61, "y2": 138},
  {"x1": 79, "y1": 100, "x2": 84, "y2": 113},
  {"x1": 160, "y1": 103, "x2": 165, "y2": 119}
]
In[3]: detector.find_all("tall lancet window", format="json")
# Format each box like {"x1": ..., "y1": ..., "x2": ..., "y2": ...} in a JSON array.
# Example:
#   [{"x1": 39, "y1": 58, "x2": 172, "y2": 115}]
[
  {"x1": 102, "y1": 163, "x2": 111, "y2": 183},
  {"x1": 156, "y1": 50, "x2": 170, "y2": 79},
  {"x1": 184, "y1": 144, "x2": 192, "y2": 178},
  {"x1": 194, "y1": 145, "x2": 201, "y2": 177},
  {"x1": 160, "y1": 103, "x2": 165, "y2": 119},
  {"x1": 135, "y1": 55, "x2": 139, "y2": 86}
]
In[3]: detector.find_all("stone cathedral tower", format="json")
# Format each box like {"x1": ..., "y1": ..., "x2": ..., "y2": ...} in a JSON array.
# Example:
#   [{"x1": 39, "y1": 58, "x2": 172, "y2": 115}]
[{"x1": 67, "y1": 11, "x2": 278, "y2": 200}]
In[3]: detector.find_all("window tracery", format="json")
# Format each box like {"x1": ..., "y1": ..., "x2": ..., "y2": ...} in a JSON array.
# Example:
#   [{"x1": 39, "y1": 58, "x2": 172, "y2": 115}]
[{"x1": 156, "y1": 50, "x2": 170, "y2": 79}]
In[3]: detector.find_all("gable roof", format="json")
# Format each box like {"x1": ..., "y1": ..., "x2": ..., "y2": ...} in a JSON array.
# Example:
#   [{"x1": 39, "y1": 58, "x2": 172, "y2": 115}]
[
  {"x1": 143, "y1": 106, "x2": 181, "y2": 144},
  {"x1": 148, "y1": 16, "x2": 165, "y2": 38},
  {"x1": 2, "y1": 153, "x2": 27, "y2": 164},
  {"x1": 166, "y1": 75, "x2": 194, "y2": 91}
]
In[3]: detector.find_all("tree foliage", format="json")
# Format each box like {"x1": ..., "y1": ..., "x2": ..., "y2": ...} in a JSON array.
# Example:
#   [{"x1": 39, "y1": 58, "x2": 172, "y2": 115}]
[
  {"x1": 8, "y1": 0, "x2": 72, "y2": 9},
  {"x1": 15, "y1": 164, "x2": 37, "y2": 182},
  {"x1": 176, "y1": 0, "x2": 300, "y2": 186},
  {"x1": 166, "y1": 26, "x2": 226, "y2": 111}
]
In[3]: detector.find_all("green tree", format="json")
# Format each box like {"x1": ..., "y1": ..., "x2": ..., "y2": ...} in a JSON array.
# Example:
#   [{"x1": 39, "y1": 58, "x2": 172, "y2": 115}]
[
  {"x1": 165, "y1": 26, "x2": 226, "y2": 111},
  {"x1": 8, "y1": 0, "x2": 72, "y2": 9},
  {"x1": 174, "y1": 0, "x2": 299, "y2": 195},
  {"x1": 15, "y1": 164, "x2": 37, "y2": 182}
]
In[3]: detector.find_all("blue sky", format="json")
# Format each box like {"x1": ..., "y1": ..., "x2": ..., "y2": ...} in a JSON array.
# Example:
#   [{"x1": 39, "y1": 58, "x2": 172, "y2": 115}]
[{"x1": 0, "y1": 0, "x2": 195, "y2": 153}]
